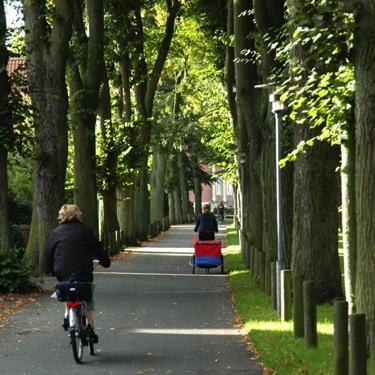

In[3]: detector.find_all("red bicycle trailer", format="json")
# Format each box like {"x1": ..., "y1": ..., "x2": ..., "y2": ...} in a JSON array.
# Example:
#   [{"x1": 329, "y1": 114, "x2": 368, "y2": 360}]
[{"x1": 191, "y1": 240, "x2": 224, "y2": 274}]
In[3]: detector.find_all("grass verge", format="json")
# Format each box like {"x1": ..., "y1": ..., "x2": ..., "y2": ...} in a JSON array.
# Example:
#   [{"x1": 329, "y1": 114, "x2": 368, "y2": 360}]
[{"x1": 225, "y1": 225, "x2": 334, "y2": 375}]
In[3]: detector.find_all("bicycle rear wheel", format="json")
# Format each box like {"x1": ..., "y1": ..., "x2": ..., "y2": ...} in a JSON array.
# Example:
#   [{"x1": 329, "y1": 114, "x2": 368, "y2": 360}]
[
  {"x1": 69, "y1": 308, "x2": 84, "y2": 364},
  {"x1": 82, "y1": 312, "x2": 95, "y2": 356},
  {"x1": 70, "y1": 329, "x2": 84, "y2": 364}
]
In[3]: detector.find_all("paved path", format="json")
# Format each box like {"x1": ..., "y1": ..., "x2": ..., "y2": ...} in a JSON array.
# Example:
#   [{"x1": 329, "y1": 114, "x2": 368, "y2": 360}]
[{"x1": 0, "y1": 224, "x2": 262, "y2": 374}]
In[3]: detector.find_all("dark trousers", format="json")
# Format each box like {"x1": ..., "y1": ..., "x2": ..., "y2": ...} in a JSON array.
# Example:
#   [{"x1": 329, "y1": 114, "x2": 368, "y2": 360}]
[{"x1": 198, "y1": 231, "x2": 215, "y2": 241}]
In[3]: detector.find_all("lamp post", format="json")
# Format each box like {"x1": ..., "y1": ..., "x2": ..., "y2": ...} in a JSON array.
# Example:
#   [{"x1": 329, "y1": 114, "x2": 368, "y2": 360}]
[{"x1": 269, "y1": 91, "x2": 285, "y2": 315}]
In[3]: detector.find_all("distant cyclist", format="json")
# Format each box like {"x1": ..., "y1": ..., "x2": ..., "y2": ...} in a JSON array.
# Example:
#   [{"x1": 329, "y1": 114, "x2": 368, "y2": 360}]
[
  {"x1": 194, "y1": 203, "x2": 218, "y2": 241},
  {"x1": 45, "y1": 204, "x2": 111, "y2": 343}
]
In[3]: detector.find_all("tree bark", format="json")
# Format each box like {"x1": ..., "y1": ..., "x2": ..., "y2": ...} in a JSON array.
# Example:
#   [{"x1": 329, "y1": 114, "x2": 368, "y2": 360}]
[
  {"x1": 173, "y1": 188, "x2": 183, "y2": 225},
  {"x1": 67, "y1": 0, "x2": 104, "y2": 236},
  {"x1": 234, "y1": 0, "x2": 263, "y2": 261},
  {"x1": 168, "y1": 191, "x2": 176, "y2": 225},
  {"x1": 116, "y1": 30, "x2": 138, "y2": 245},
  {"x1": 288, "y1": 0, "x2": 342, "y2": 303},
  {"x1": 150, "y1": 145, "x2": 166, "y2": 224},
  {"x1": 0, "y1": 0, "x2": 11, "y2": 252},
  {"x1": 254, "y1": 0, "x2": 285, "y2": 266},
  {"x1": 117, "y1": 185, "x2": 137, "y2": 245},
  {"x1": 224, "y1": 0, "x2": 237, "y2": 131},
  {"x1": 24, "y1": 0, "x2": 73, "y2": 271},
  {"x1": 354, "y1": 1, "x2": 375, "y2": 368},
  {"x1": 341, "y1": 119, "x2": 356, "y2": 313},
  {"x1": 0, "y1": 146, "x2": 10, "y2": 253},
  {"x1": 191, "y1": 157, "x2": 202, "y2": 216},
  {"x1": 178, "y1": 152, "x2": 189, "y2": 223},
  {"x1": 98, "y1": 69, "x2": 119, "y2": 239}
]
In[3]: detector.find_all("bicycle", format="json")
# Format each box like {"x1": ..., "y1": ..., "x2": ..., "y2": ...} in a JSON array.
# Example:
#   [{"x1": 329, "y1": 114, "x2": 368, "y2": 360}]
[{"x1": 55, "y1": 281, "x2": 95, "y2": 364}]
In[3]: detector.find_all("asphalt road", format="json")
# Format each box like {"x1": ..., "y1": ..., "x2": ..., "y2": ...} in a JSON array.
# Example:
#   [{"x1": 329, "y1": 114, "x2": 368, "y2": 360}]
[{"x1": 0, "y1": 224, "x2": 262, "y2": 375}]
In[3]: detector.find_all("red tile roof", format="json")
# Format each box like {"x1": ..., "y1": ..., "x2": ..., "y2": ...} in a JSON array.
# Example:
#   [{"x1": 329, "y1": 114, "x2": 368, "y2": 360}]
[{"x1": 6, "y1": 58, "x2": 25, "y2": 76}]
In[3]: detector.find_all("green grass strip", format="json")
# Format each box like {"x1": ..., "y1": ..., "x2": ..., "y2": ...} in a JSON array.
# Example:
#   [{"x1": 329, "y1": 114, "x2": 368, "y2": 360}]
[{"x1": 225, "y1": 225, "x2": 334, "y2": 374}]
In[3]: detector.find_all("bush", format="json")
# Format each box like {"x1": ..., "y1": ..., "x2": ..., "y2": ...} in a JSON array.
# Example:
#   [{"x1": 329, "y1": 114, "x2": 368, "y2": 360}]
[{"x1": 0, "y1": 248, "x2": 39, "y2": 293}]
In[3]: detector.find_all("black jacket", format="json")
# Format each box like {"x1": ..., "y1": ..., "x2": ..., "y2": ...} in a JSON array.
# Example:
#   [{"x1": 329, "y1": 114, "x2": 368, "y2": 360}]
[
  {"x1": 45, "y1": 220, "x2": 111, "y2": 281},
  {"x1": 194, "y1": 212, "x2": 218, "y2": 233}
]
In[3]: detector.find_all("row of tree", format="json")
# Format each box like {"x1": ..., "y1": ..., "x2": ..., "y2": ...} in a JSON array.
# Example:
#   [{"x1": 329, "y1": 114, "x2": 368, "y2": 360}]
[
  {"x1": 1, "y1": 0, "x2": 375, "y2": 370},
  {"x1": 0, "y1": 0, "x2": 233, "y2": 264},
  {"x1": 214, "y1": 0, "x2": 373, "y2": 370}
]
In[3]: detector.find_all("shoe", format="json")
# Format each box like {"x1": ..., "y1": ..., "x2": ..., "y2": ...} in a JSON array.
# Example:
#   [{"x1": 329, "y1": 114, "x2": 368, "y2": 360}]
[
  {"x1": 87, "y1": 324, "x2": 99, "y2": 344},
  {"x1": 63, "y1": 317, "x2": 69, "y2": 331}
]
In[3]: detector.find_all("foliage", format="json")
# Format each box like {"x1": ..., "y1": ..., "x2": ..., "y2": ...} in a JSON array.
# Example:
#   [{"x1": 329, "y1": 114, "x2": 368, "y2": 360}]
[
  {"x1": 225, "y1": 226, "x2": 334, "y2": 374},
  {"x1": 0, "y1": 248, "x2": 38, "y2": 293},
  {"x1": 6, "y1": 26, "x2": 24, "y2": 57},
  {"x1": 0, "y1": 61, "x2": 34, "y2": 154},
  {"x1": 154, "y1": 13, "x2": 237, "y2": 186},
  {"x1": 267, "y1": 0, "x2": 355, "y2": 166}
]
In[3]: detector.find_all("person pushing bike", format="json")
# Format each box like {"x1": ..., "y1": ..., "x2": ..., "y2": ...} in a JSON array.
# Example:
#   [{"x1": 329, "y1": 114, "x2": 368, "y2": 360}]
[{"x1": 45, "y1": 204, "x2": 111, "y2": 343}]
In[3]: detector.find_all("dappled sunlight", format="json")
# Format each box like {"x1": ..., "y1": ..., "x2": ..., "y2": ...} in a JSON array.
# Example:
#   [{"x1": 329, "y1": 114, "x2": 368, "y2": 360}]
[
  {"x1": 228, "y1": 269, "x2": 248, "y2": 276},
  {"x1": 97, "y1": 271, "x2": 226, "y2": 278},
  {"x1": 317, "y1": 322, "x2": 333, "y2": 335},
  {"x1": 244, "y1": 320, "x2": 293, "y2": 333},
  {"x1": 128, "y1": 248, "x2": 193, "y2": 255},
  {"x1": 242, "y1": 319, "x2": 333, "y2": 336},
  {"x1": 128, "y1": 328, "x2": 245, "y2": 335}
]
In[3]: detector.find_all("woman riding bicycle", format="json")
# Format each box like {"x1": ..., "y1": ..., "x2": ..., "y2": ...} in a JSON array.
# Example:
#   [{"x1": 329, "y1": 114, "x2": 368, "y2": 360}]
[{"x1": 45, "y1": 204, "x2": 111, "y2": 343}]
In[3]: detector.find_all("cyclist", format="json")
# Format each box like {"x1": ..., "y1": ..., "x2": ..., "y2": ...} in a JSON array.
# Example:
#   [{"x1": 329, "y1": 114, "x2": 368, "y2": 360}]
[
  {"x1": 194, "y1": 203, "x2": 218, "y2": 241},
  {"x1": 45, "y1": 204, "x2": 111, "y2": 343}
]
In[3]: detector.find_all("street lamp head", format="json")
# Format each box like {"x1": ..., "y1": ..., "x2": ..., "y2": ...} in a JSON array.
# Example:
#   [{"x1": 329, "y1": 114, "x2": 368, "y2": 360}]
[
  {"x1": 269, "y1": 92, "x2": 284, "y2": 113},
  {"x1": 272, "y1": 100, "x2": 285, "y2": 113}
]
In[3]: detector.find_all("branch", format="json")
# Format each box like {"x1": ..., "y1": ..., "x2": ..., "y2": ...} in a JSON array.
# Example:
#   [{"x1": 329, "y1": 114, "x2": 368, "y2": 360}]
[
  {"x1": 145, "y1": 0, "x2": 181, "y2": 116},
  {"x1": 49, "y1": 0, "x2": 74, "y2": 71}
]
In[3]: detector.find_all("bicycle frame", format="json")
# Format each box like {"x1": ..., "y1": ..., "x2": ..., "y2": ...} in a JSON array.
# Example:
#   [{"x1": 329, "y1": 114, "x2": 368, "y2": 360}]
[{"x1": 67, "y1": 301, "x2": 81, "y2": 330}]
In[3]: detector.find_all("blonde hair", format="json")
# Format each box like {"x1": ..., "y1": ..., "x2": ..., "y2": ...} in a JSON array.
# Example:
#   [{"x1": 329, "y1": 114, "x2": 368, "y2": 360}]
[
  {"x1": 58, "y1": 204, "x2": 82, "y2": 223},
  {"x1": 203, "y1": 203, "x2": 211, "y2": 213}
]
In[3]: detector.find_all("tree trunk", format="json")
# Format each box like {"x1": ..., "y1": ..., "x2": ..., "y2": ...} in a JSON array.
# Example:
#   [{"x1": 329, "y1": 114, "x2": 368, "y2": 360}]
[
  {"x1": 224, "y1": 0, "x2": 237, "y2": 131},
  {"x1": 68, "y1": 0, "x2": 104, "y2": 236},
  {"x1": 0, "y1": 0, "x2": 11, "y2": 252},
  {"x1": 178, "y1": 152, "x2": 189, "y2": 223},
  {"x1": 173, "y1": 188, "x2": 183, "y2": 225},
  {"x1": 281, "y1": 163, "x2": 294, "y2": 268},
  {"x1": 288, "y1": 0, "x2": 342, "y2": 303},
  {"x1": 150, "y1": 145, "x2": 166, "y2": 224},
  {"x1": 354, "y1": 2, "x2": 375, "y2": 368},
  {"x1": 117, "y1": 185, "x2": 137, "y2": 245},
  {"x1": 291, "y1": 141, "x2": 342, "y2": 302},
  {"x1": 98, "y1": 69, "x2": 119, "y2": 238},
  {"x1": 254, "y1": 0, "x2": 285, "y2": 266},
  {"x1": 24, "y1": 0, "x2": 73, "y2": 272},
  {"x1": 116, "y1": 29, "x2": 138, "y2": 245},
  {"x1": 168, "y1": 191, "x2": 176, "y2": 225},
  {"x1": 341, "y1": 119, "x2": 356, "y2": 313},
  {"x1": 191, "y1": 157, "x2": 202, "y2": 216},
  {"x1": 234, "y1": 0, "x2": 263, "y2": 261},
  {"x1": 0, "y1": 146, "x2": 10, "y2": 253},
  {"x1": 134, "y1": 165, "x2": 150, "y2": 239}
]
